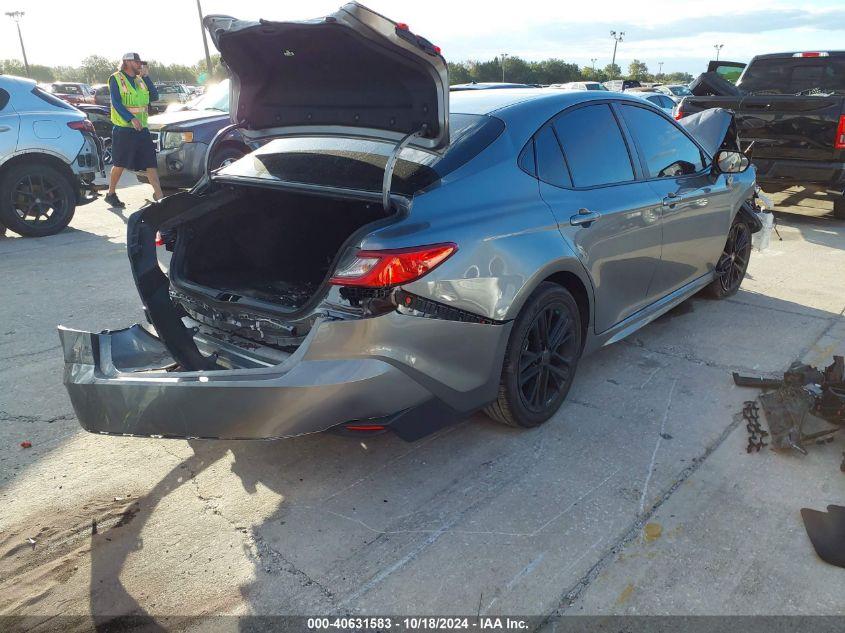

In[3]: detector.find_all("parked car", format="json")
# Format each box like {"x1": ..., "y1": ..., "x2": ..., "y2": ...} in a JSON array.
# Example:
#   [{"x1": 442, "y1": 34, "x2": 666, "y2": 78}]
[
  {"x1": 58, "y1": 4, "x2": 759, "y2": 442},
  {"x1": 150, "y1": 83, "x2": 190, "y2": 114},
  {"x1": 550, "y1": 82, "x2": 608, "y2": 91},
  {"x1": 676, "y1": 51, "x2": 845, "y2": 218},
  {"x1": 49, "y1": 82, "x2": 95, "y2": 106},
  {"x1": 631, "y1": 91, "x2": 677, "y2": 114},
  {"x1": 138, "y1": 79, "x2": 255, "y2": 189},
  {"x1": 450, "y1": 82, "x2": 540, "y2": 91},
  {"x1": 603, "y1": 79, "x2": 642, "y2": 92},
  {"x1": 655, "y1": 84, "x2": 692, "y2": 100},
  {"x1": 0, "y1": 75, "x2": 103, "y2": 237},
  {"x1": 91, "y1": 83, "x2": 111, "y2": 107},
  {"x1": 77, "y1": 104, "x2": 113, "y2": 164}
]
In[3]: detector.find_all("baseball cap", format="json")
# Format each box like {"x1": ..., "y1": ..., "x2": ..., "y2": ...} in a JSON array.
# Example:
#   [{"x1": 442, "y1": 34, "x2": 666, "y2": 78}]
[{"x1": 122, "y1": 52, "x2": 145, "y2": 63}]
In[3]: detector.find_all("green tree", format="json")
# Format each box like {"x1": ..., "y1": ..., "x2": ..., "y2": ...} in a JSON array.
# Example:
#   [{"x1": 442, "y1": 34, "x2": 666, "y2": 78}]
[
  {"x1": 604, "y1": 63, "x2": 621, "y2": 79},
  {"x1": 627, "y1": 59, "x2": 649, "y2": 80},
  {"x1": 79, "y1": 55, "x2": 117, "y2": 83},
  {"x1": 447, "y1": 62, "x2": 471, "y2": 84}
]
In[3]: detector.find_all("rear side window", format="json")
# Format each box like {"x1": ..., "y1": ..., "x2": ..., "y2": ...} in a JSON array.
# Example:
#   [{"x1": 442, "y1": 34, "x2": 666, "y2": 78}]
[
  {"x1": 620, "y1": 104, "x2": 705, "y2": 178},
  {"x1": 31, "y1": 87, "x2": 75, "y2": 110},
  {"x1": 518, "y1": 138, "x2": 536, "y2": 176},
  {"x1": 553, "y1": 104, "x2": 634, "y2": 187},
  {"x1": 0, "y1": 89, "x2": 9, "y2": 111},
  {"x1": 534, "y1": 124, "x2": 571, "y2": 188}
]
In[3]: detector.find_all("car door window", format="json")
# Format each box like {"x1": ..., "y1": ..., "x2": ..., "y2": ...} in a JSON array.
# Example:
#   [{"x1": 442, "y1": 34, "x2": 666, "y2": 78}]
[
  {"x1": 0, "y1": 89, "x2": 9, "y2": 111},
  {"x1": 518, "y1": 138, "x2": 536, "y2": 176},
  {"x1": 534, "y1": 124, "x2": 571, "y2": 188},
  {"x1": 660, "y1": 96, "x2": 675, "y2": 109},
  {"x1": 552, "y1": 104, "x2": 634, "y2": 187},
  {"x1": 620, "y1": 104, "x2": 706, "y2": 178}
]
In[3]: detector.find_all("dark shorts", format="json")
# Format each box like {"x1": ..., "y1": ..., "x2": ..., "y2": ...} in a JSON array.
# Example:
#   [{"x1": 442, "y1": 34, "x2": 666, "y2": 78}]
[{"x1": 112, "y1": 125, "x2": 157, "y2": 171}]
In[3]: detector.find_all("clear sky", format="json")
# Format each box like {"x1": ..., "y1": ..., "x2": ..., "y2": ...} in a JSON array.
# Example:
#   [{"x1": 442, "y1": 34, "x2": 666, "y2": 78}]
[{"x1": 2, "y1": 0, "x2": 844, "y2": 74}]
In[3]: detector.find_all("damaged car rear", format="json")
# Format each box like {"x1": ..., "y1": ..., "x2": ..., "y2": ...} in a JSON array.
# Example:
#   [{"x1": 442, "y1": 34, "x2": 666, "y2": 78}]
[{"x1": 59, "y1": 3, "x2": 761, "y2": 442}]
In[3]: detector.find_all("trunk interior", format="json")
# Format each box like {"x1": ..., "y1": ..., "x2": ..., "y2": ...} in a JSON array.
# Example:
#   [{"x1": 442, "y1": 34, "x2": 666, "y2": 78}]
[{"x1": 173, "y1": 186, "x2": 393, "y2": 312}]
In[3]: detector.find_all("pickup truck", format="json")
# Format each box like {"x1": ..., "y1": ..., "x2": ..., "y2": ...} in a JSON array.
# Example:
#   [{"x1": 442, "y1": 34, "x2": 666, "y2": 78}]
[{"x1": 676, "y1": 51, "x2": 845, "y2": 218}]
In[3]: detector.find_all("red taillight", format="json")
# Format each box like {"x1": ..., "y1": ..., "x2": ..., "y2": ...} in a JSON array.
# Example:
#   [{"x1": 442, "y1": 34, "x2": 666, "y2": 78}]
[
  {"x1": 329, "y1": 243, "x2": 457, "y2": 288},
  {"x1": 835, "y1": 115, "x2": 845, "y2": 150},
  {"x1": 345, "y1": 424, "x2": 387, "y2": 432},
  {"x1": 674, "y1": 107, "x2": 684, "y2": 120},
  {"x1": 67, "y1": 119, "x2": 95, "y2": 133},
  {"x1": 396, "y1": 22, "x2": 409, "y2": 30},
  {"x1": 792, "y1": 52, "x2": 829, "y2": 58},
  {"x1": 434, "y1": 45, "x2": 442, "y2": 55},
  {"x1": 155, "y1": 231, "x2": 164, "y2": 246}
]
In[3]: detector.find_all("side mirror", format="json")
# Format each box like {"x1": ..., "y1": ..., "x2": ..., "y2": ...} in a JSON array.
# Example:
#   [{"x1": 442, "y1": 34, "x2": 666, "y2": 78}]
[{"x1": 714, "y1": 150, "x2": 750, "y2": 173}]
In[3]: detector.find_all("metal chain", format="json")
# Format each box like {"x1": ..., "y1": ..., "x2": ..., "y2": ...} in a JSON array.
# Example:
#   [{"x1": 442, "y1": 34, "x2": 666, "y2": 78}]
[{"x1": 743, "y1": 400, "x2": 769, "y2": 453}]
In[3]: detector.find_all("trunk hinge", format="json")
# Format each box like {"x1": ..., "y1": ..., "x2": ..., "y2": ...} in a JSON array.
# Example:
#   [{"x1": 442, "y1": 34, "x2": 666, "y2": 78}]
[{"x1": 382, "y1": 125, "x2": 427, "y2": 212}]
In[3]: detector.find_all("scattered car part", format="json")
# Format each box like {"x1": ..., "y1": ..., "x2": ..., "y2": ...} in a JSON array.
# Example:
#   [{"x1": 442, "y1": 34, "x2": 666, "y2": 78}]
[
  {"x1": 801, "y1": 505, "x2": 845, "y2": 568},
  {"x1": 734, "y1": 357, "x2": 844, "y2": 454},
  {"x1": 742, "y1": 400, "x2": 768, "y2": 453},
  {"x1": 689, "y1": 71, "x2": 741, "y2": 97}
]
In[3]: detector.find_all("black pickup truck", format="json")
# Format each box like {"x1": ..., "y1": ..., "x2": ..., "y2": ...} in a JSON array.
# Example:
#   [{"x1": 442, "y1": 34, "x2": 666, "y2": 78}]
[{"x1": 676, "y1": 51, "x2": 845, "y2": 218}]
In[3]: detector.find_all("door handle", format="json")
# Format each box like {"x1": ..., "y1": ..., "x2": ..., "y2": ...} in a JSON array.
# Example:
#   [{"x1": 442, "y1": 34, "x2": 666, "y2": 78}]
[
  {"x1": 570, "y1": 208, "x2": 601, "y2": 226},
  {"x1": 662, "y1": 192, "x2": 678, "y2": 207},
  {"x1": 0, "y1": 125, "x2": 11, "y2": 132}
]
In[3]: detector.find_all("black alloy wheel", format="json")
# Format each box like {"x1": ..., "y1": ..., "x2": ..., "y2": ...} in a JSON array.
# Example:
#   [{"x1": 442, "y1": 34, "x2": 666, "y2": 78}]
[
  {"x1": 0, "y1": 164, "x2": 76, "y2": 237},
  {"x1": 518, "y1": 302, "x2": 579, "y2": 414},
  {"x1": 715, "y1": 221, "x2": 751, "y2": 295},
  {"x1": 485, "y1": 283, "x2": 582, "y2": 428}
]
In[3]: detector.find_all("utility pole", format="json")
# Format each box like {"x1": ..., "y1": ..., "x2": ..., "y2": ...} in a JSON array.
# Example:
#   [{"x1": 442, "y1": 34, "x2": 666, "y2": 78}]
[
  {"x1": 714, "y1": 44, "x2": 724, "y2": 61},
  {"x1": 196, "y1": 0, "x2": 213, "y2": 82},
  {"x1": 5, "y1": 11, "x2": 30, "y2": 77},
  {"x1": 609, "y1": 31, "x2": 625, "y2": 78},
  {"x1": 500, "y1": 53, "x2": 508, "y2": 82}
]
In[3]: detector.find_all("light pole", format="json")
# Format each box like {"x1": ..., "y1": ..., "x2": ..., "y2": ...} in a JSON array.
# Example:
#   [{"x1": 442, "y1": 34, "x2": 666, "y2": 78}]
[
  {"x1": 590, "y1": 57, "x2": 597, "y2": 75},
  {"x1": 658, "y1": 61, "x2": 664, "y2": 78},
  {"x1": 714, "y1": 44, "x2": 724, "y2": 61},
  {"x1": 610, "y1": 31, "x2": 625, "y2": 78},
  {"x1": 5, "y1": 11, "x2": 30, "y2": 77},
  {"x1": 196, "y1": 0, "x2": 213, "y2": 82},
  {"x1": 500, "y1": 52, "x2": 508, "y2": 82}
]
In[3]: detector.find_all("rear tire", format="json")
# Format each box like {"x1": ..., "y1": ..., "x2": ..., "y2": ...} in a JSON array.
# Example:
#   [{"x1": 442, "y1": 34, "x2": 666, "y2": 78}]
[
  {"x1": 833, "y1": 196, "x2": 845, "y2": 220},
  {"x1": 0, "y1": 163, "x2": 76, "y2": 237},
  {"x1": 484, "y1": 283, "x2": 582, "y2": 428},
  {"x1": 703, "y1": 218, "x2": 751, "y2": 299},
  {"x1": 209, "y1": 145, "x2": 247, "y2": 171}
]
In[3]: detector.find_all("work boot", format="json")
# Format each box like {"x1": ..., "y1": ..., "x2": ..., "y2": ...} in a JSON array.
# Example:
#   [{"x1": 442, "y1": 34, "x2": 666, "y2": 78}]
[{"x1": 104, "y1": 192, "x2": 125, "y2": 208}]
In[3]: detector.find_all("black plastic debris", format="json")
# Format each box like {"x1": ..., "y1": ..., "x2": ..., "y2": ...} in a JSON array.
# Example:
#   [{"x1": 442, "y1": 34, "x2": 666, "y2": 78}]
[{"x1": 801, "y1": 505, "x2": 845, "y2": 568}]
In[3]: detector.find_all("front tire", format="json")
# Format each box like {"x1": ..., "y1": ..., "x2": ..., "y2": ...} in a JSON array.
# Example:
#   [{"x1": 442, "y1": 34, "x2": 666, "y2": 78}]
[
  {"x1": 484, "y1": 283, "x2": 582, "y2": 428},
  {"x1": 209, "y1": 145, "x2": 247, "y2": 171},
  {"x1": 0, "y1": 163, "x2": 76, "y2": 237},
  {"x1": 703, "y1": 219, "x2": 751, "y2": 299}
]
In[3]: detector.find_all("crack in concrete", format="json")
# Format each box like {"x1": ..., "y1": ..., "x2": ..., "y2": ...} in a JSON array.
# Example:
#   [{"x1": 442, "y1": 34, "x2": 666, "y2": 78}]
[
  {"x1": 0, "y1": 344, "x2": 62, "y2": 363},
  {"x1": 540, "y1": 402, "x2": 747, "y2": 623},
  {"x1": 0, "y1": 410, "x2": 76, "y2": 425},
  {"x1": 723, "y1": 296, "x2": 838, "y2": 321}
]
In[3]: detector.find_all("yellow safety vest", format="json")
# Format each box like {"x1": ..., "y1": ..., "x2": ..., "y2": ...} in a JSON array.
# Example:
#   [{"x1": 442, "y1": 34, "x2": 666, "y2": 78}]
[{"x1": 110, "y1": 71, "x2": 150, "y2": 128}]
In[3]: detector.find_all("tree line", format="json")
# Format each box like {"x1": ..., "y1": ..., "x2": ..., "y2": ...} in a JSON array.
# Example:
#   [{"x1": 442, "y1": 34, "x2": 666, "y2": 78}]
[
  {"x1": 449, "y1": 56, "x2": 693, "y2": 85},
  {"x1": 0, "y1": 54, "x2": 226, "y2": 85},
  {"x1": 1, "y1": 54, "x2": 693, "y2": 87}
]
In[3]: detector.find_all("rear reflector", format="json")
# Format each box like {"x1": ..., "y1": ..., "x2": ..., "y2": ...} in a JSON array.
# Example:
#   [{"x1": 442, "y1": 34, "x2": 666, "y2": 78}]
[
  {"x1": 792, "y1": 52, "x2": 829, "y2": 58},
  {"x1": 155, "y1": 231, "x2": 164, "y2": 246},
  {"x1": 330, "y1": 243, "x2": 457, "y2": 288},
  {"x1": 345, "y1": 424, "x2": 386, "y2": 432},
  {"x1": 836, "y1": 115, "x2": 845, "y2": 150}
]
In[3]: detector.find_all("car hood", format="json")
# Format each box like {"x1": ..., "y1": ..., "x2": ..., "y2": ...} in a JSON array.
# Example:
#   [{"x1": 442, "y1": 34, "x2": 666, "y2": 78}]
[
  {"x1": 677, "y1": 107, "x2": 738, "y2": 155},
  {"x1": 148, "y1": 109, "x2": 229, "y2": 129},
  {"x1": 203, "y1": 2, "x2": 449, "y2": 152}
]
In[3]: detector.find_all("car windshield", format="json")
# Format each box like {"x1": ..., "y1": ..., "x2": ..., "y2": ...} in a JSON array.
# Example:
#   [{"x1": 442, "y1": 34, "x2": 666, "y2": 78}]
[
  {"x1": 156, "y1": 85, "x2": 182, "y2": 94},
  {"x1": 669, "y1": 85, "x2": 691, "y2": 96},
  {"x1": 187, "y1": 80, "x2": 229, "y2": 112},
  {"x1": 586, "y1": 83, "x2": 608, "y2": 91},
  {"x1": 218, "y1": 113, "x2": 505, "y2": 195}
]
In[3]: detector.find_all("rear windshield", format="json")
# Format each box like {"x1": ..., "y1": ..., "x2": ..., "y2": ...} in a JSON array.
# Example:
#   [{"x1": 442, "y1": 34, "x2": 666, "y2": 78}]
[
  {"x1": 219, "y1": 113, "x2": 505, "y2": 195},
  {"x1": 739, "y1": 58, "x2": 845, "y2": 95}
]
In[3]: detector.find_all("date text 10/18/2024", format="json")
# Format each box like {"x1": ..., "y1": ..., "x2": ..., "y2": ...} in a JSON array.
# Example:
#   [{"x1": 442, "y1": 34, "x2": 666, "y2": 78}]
[{"x1": 307, "y1": 617, "x2": 530, "y2": 630}]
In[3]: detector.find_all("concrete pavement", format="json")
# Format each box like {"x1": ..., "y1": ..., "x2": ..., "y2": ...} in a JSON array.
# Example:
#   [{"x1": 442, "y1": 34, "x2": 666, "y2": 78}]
[{"x1": 0, "y1": 180, "x2": 842, "y2": 622}]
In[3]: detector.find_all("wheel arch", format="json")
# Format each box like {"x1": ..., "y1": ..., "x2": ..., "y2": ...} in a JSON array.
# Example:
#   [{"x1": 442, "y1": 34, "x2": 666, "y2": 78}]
[{"x1": 0, "y1": 152, "x2": 78, "y2": 193}]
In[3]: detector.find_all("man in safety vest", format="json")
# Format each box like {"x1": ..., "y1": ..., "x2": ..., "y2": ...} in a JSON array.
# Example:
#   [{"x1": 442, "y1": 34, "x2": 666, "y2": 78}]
[{"x1": 104, "y1": 53, "x2": 162, "y2": 208}]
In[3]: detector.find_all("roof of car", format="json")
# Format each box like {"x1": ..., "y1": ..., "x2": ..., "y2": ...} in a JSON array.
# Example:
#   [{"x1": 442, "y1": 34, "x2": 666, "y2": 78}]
[{"x1": 0, "y1": 74, "x2": 36, "y2": 91}]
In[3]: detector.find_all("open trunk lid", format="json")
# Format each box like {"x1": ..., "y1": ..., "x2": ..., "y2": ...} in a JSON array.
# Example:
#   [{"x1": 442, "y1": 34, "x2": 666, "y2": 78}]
[{"x1": 203, "y1": 2, "x2": 449, "y2": 152}]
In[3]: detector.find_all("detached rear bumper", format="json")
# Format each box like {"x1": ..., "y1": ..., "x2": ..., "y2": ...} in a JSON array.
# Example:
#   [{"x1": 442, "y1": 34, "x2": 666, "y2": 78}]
[{"x1": 58, "y1": 313, "x2": 510, "y2": 440}]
